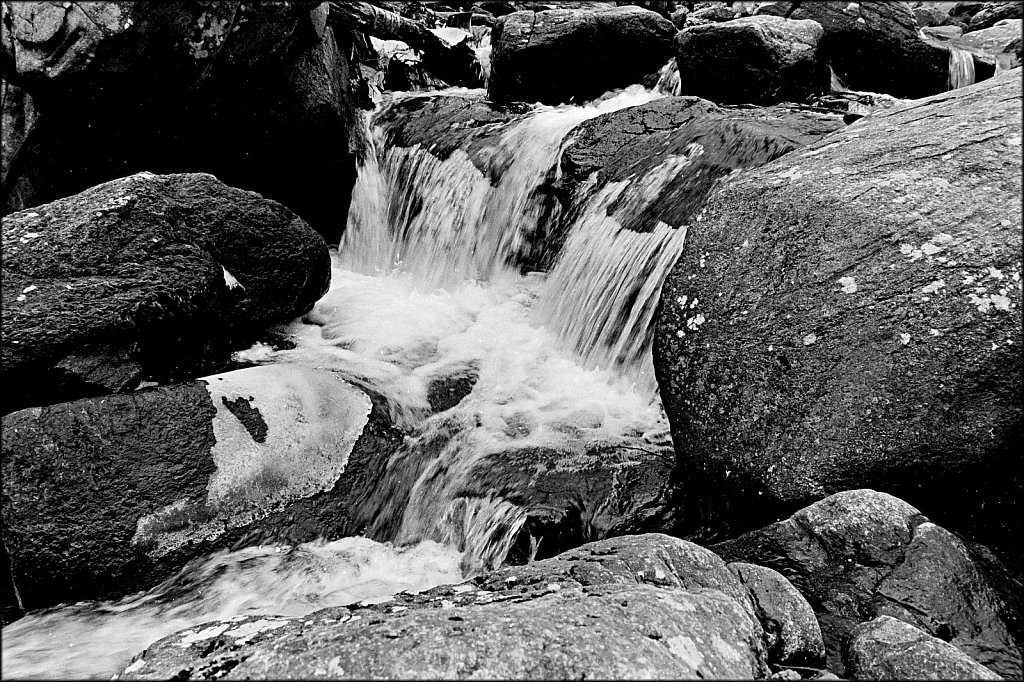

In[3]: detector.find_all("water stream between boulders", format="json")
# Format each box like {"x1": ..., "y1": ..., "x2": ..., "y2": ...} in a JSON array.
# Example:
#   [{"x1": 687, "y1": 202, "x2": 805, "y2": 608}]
[{"x1": 2, "y1": 83, "x2": 690, "y2": 679}]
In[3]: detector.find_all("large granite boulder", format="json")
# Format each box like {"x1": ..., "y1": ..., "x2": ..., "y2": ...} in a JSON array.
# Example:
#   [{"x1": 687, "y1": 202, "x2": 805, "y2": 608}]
[
  {"x1": 674, "y1": 15, "x2": 831, "y2": 105},
  {"x1": 0, "y1": 1, "x2": 363, "y2": 242},
  {"x1": 654, "y1": 72, "x2": 1022, "y2": 556},
  {"x1": 713, "y1": 490, "x2": 1024, "y2": 678},
  {"x1": 118, "y1": 534, "x2": 824, "y2": 679},
  {"x1": 0, "y1": 365, "x2": 405, "y2": 610},
  {"x1": 489, "y1": 5, "x2": 676, "y2": 104},
  {"x1": 965, "y1": 1, "x2": 1023, "y2": 32},
  {"x1": 1, "y1": 172, "x2": 329, "y2": 413},
  {"x1": 845, "y1": 615, "x2": 1002, "y2": 680},
  {"x1": 756, "y1": 1, "x2": 954, "y2": 97}
]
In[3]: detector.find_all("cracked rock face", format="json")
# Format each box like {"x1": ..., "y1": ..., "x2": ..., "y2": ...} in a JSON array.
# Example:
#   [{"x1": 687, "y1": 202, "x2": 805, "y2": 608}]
[
  {"x1": 713, "y1": 489, "x2": 1024, "y2": 678},
  {"x1": 1, "y1": 172, "x2": 329, "y2": 412},
  {"x1": 116, "y1": 534, "x2": 823, "y2": 680},
  {"x1": 654, "y1": 71, "x2": 1023, "y2": 557},
  {"x1": 1, "y1": 365, "x2": 375, "y2": 610}
]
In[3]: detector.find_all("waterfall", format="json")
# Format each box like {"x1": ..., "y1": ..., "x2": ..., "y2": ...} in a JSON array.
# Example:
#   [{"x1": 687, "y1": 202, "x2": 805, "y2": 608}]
[
  {"x1": 947, "y1": 46, "x2": 976, "y2": 89},
  {"x1": 655, "y1": 57, "x2": 682, "y2": 96}
]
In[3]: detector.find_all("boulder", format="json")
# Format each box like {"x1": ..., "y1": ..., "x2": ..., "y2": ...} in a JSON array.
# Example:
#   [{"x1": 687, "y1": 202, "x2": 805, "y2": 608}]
[
  {"x1": 959, "y1": 18, "x2": 1024, "y2": 67},
  {"x1": 756, "y1": 1, "x2": 952, "y2": 98},
  {"x1": 673, "y1": 15, "x2": 831, "y2": 105},
  {"x1": 488, "y1": 5, "x2": 676, "y2": 104},
  {"x1": 915, "y1": 5, "x2": 960, "y2": 28},
  {"x1": 730, "y1": 562, "x2": 825, "y2": 668},
  {"x1": 1, "y1": 172, "x2": 330, "y2": 413},
  {"x1": 559, "y1": 96, "x2": 846, "y2": 232},
  {"x1": 0, "y1": 365, "x2": 397, "y2": 610},
  {"x1": 686, "y1": 5, "x2": 739, "y2": 25},
  {"x1": 653, "y1": 71, "x2": 1023, "y2": 556},
  {"x1": 118, "y1": 534, "x2": 819, "y2": 679},
  {"x1": 965, "y1": 1, "x2": 1023, "y2": 32},
  {"x1": 845, "y1": 616, "x2": 1002, "y2": 680},
  {"x1": 0, "y1": 2, "x2": 363, "y2": 243},
  {"x1": 713, "y1": 490, "x2": 1024, "y2": 678}
]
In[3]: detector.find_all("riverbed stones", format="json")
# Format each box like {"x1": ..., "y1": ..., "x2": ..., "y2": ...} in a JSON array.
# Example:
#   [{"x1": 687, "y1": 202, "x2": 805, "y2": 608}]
[
  {"x1": 654, "y1": 71, "x2": 1023, "y2": 556},
  {"x1": 674, "y1": 15, "x2": 831, "y2": 105},
  {"x1": 1, "y1": 365, "x2": 373, "y2": 609},
  {"x1": 119, "y1": 534, "x2": 827, "y2": 679},
  {"x1": 488, "y1": 5, "x2": 676, "y2": 104},
  {"x1": 756, "y1": 1, "x2": 952, "y2": 97},
  {"x1": 845, "y1": 616, "x2": 1003, "y2": 680},
  {"x1": 1, "y1": 172, "x2": 329, "y2": 413},
  {"x1": 0, "y1": 1, "x2": 362, "y2": 242},
  {"x1": 713, "y1": 490, "x2": 1024, "y2": 678}
]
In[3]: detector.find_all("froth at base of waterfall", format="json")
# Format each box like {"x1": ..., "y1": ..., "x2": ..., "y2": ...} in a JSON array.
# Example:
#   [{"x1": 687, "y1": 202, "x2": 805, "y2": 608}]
[
  {"x1": 947, "y1": 46, "x2": 977, "y2": 89},
  {"x1": 0, "y1": 538, "x2": 461, "y2": 680}
]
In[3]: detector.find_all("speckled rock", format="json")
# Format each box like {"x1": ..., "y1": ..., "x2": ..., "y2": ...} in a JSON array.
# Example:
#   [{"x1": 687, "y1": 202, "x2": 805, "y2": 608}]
[
  {"x1": 117, "y1": 534, "x2": 777, "y2": 680},
  {"x1": 845, "y1": 616, "x2": 1003, "y2": 680},
  {"x1": 654, "y1": 71, "x2": 1023, "y2": 557},
  {"x1": 730, "y1": 562, "x2": 825, "y2": 668},
  {"x1": 713, "y1": 490, "x2": 1024, "y2": 678},
  {"x1": 966, "y1": 1, "x2": 1022, "y2": 32},
  {"x1": 1, "y1": 365, "x2": 376, "y2": 609},
  {"x1": 674, "y1": 15, "x2": 831, "y2": 105},
  {"x1": 755, "y1": 1, "x2": 952, "y2": 97},
  {"x1": 1, "y1": 172, "x2": 329, "y2": 412},
  {"x1": 0, "y1": 2, "x2": 363, "y2": 242},
  {"x1": 489, "y1": 6, "x2": 676, "y2": 104}
]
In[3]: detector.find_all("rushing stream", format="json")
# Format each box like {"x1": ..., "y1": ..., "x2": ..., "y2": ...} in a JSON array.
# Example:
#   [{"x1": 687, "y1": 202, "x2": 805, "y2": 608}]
[{"x1": 2, "y1": 83, "x2": 685, "y2": 679}]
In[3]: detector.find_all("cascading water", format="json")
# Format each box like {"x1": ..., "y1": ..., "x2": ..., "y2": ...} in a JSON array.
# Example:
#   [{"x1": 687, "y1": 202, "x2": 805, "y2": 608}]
[
  {"x1": 2, "y1": 83, "x2": 692, "y2": 679},
  {"x1": 947, "y1": 46, "x2": 976, "y2": 89}
]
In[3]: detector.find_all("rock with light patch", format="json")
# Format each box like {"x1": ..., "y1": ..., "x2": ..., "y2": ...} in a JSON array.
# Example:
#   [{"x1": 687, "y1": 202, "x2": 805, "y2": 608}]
[
  {"x1": 654, "y1": 71, "x2": 1022, "y2": 560},
  {"x1": 713, "y1": 490, "x2": 1023, "y2": 678},
  {"x1": 1, "y1": 172, "x2": 329, "y2": 413},
  {"x1": 0, "y1": 365, "x2": 395, "y2": 610}
]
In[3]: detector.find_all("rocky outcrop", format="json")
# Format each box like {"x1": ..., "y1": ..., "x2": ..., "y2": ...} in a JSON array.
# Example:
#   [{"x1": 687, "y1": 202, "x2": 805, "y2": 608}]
[
  {"x1": 0, "y1": 1, "x2": 363, "y2": 242},
  {"x1": 559, "y1": 96, "x2": 846, "y2": 233},
  {"x1": 489, "y1": 5, "x2": 676, "y2": 104},
  {"x1": 756, "y1": 1, "x2": 953, "y2": 98},
  {"x1": 1, "y1": 172, "x2": 329, "y2": 413},
  {"x1": 674, "y1": 15, "x2": 831, "y2": 105},
  {"x1": 966, "y1": 1, "x2": 1023, "y2": 32},
  {"x1": 845, "y1": 616, "x2": 1003, "y2": 680},
  {"x1": 654, "y1": 72, "x2": 1022, "y2": 557},
  {"x1": 713, "y1": 490, "x2": 1024, "y2": 678},
  {"x1": 0, "y1": 365, "x2": 392, "y2": 609},
  {"x1": 118, "y1": 534, "x2": 825, "y2": 679}
]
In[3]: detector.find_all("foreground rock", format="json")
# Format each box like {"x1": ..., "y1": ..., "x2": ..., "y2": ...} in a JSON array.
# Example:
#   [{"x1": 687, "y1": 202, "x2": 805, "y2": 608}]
[
  {"x1": 489, "y1": 6, "x2": 676, "y2": 104},
  {"x1": 1, "y1": 1, "x2": 363, "y2": 242},
  {"x1": 118, "y1": 534, "x2": 825, "y2": 679},
  {"x1": 713, "y1": 490, "x2": 1024, "y2": 678},
  {"x1": 757, "y1": 1, "x2": 952, "y2": 97},
  {"x1": 654, "y1": 72, "x2": 1022, "y2": 557},
  {"x1": 846, "y1": 616, "x2": 1002, "y2": 680},
  {"x1": 1, "y1": 173, "x2": 329, "y2": 413},
  {"x1": 674, "y1": 15, "x2": 831, "y2": 105},
  {"x1": 0, "y1": 365, "x2": 395, "y2": 610}
]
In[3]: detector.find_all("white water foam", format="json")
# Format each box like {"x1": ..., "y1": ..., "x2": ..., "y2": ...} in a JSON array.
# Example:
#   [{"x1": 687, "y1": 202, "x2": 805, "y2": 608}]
[{"x1": 0, "y1": 538, "x2": 461, "y2": 680}]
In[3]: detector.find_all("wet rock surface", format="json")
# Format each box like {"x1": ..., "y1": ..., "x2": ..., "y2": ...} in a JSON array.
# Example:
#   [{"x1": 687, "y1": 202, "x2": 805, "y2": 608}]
[
  {"x1": 1, "y1": 1, "x2": 362, "y2": 242},
  {"x1": 674, "y1": 15, "x2": 830, "y2": 105},
  {"x1": 713, "y1": 490, "x2": 1024, "y2": 678},
  {"x1": 1, "y1": 366, "x2": 373, "y2": 609},
  {"x1": 1, "y1": 172, "x2": 330, "y2": 413},
  {"x1": 117, "y1": 534, "x2": 829, "y2": 679},
  {"x1": 489, "y1": 5, "x2": 676, "y2": 104},
  {"x1": 560, "y1": 95, "x2": 846, "y2": 232},
  {"x1": 654, "y1": 72, "x2": 1023, "y2": 557}
]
